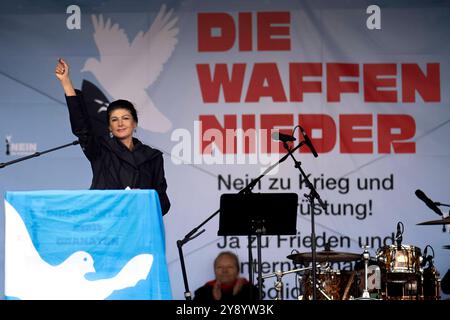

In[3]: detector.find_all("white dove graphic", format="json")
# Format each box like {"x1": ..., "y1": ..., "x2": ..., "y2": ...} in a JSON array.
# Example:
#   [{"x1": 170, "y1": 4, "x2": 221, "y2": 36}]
[
  {"x1": 4, "y1": 200, "x2": 154, "y2": 300},
  {"x1": 83, "y1": 4, "x2": 179, "y2": 133}
]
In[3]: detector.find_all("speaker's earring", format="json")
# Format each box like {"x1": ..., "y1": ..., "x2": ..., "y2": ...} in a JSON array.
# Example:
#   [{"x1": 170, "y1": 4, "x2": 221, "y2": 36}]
[{"x1": 109, "y1": 131, "x2": 113, "y2": 138}]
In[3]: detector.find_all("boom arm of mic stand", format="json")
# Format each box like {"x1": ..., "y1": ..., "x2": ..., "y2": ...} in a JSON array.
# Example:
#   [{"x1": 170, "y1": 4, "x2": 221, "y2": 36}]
[
  {"x1": 0, "y1": 140, "x2": 79, "y2": 169},
  {"x1": 240, "y1": 141, "x2": 305, "y2": 194},
  {"x1": 432, "y1": 203, "x2": 450, "y2": 232},
  {"x1": 177, "y1": 209, "x2": 218, "y2": 300},
  {"x1": 435, "y1": 202, "x2": 450, "y2": 207}
]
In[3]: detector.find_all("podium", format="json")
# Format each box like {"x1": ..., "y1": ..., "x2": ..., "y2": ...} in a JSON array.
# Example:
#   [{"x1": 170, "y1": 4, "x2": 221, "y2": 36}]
[{"x1": 3, "y1": 189, "x2": 171, "y2": 300}]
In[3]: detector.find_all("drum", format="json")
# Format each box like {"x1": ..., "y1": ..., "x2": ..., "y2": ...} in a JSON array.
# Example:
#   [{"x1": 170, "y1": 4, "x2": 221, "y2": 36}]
[
  {"x1": 382, "y1": 276, "x2": 422, "y2": 300},
  {"x1": 301, "y1": 269, "x2": 358, "y2": 300},
  {"x1": 376, "y1": 245, "x2": 422, "y2": 274}
]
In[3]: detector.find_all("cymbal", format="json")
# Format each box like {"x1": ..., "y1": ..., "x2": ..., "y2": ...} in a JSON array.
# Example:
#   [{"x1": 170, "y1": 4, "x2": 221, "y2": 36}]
[
  {"x1": 417, "y1": 216, "x2": 450, "y2": 225},
  {"x1": 287, "y1": 249, "x2": 361, "y2": 263}
]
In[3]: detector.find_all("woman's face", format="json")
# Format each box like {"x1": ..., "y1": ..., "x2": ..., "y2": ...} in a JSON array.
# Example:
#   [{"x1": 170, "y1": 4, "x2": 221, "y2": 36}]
[
  {"x1": 109, "y1": 108, "x2": 137, "y2": 140},
  {"x1": 214, "y1": 255, "x2": 239, "y2": 285}
]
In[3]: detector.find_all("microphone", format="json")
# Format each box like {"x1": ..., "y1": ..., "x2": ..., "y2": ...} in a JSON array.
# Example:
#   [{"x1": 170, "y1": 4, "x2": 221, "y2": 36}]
[
  {"x1": 421, "y1": 245, "x2": 434, "y2": 268},
  {"x1": 395, "y1": 222, "x2": 403, "y2": 249},
  {"x1": 271, "y1": 132, "x2": 296, "y2": 142},
  {"x1": 415, "y1": 189, "x2": 443, "y2": 216},
  {"x1": 299, "y1": 126, "x2": 318, "y2": 158},
  {"x1": 421, "y1": 246, "x2": 428, "y2": 267}
]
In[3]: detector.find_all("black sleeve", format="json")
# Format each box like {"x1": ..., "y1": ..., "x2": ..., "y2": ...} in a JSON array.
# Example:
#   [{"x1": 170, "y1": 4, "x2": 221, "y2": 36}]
[
  {"x1": 151, "y1": 153, "x2": 171, "y2": 215},
  {"x1": 65, "y1": 91, "x2": 90, "y2": 137},
  {"x1": 65, "y1": 90, "x2": 108, "y2": 161},
  {"x1": 193, "y1": 284, "x2": 259, "y2": 302}
]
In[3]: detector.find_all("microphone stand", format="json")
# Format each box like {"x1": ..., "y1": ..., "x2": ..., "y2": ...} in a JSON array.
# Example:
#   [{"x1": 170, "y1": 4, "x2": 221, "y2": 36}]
[
  {"x1": 262, "y1": 266, "x2": 313, "y2": 300},
  {"x1": 281, "y1": 141, "x2": 326, "y2": 301},
  {"x1": 0, "y1": 140, "x2": 79, "y2": 169},
  {"x1": 434, "y1": 202, "x2": 450, "y2": 232},
  {"x1": 176, "y1": 140, "x2": 307, "y2": 300},
  {"x1": 355, "y1": 246, "x2": 376, "y2": 300}
]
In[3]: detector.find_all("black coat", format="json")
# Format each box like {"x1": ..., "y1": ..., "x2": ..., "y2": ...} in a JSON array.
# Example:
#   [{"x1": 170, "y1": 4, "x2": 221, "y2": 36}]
[
  {"x1": 193, "y1": 282, "x2": 259, "y2": 302},
  {"x1": 65, "y1": 91, "x2": 171, "y2": 215}
]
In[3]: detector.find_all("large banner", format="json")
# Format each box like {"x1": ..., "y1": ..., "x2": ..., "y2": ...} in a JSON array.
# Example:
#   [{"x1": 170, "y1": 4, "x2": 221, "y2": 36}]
[{"x1": 0, "y1": 0, "x2": 449, "y2": 300}]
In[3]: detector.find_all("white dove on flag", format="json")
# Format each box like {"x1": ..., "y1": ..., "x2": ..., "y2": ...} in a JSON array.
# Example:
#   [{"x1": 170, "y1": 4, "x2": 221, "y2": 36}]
[
  {"x1": 4, "y1": 200, "x2": 154, "y2": 300},
  {"x1": 82, "y1": 4, "x2": 179, "y2": 133}
]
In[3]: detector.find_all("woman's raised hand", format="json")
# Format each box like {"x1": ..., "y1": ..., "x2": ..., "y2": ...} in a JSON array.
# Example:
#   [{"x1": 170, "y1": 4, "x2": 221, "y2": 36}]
[
  {"x1": 55, "y1": 58, "x2": 75, "y2": 96},
  {"x1": 55, "y1": 58, "x2": 70, "y2": 82}
]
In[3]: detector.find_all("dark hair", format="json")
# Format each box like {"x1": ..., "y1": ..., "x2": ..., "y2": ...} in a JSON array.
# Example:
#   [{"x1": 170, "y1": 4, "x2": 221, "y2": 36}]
[
  {"x1": 107, "y1": 99, "x2": 138, "y2": 123},
  {"x1": 214, "y1": 251, "x2": 240, "y2": 272}
]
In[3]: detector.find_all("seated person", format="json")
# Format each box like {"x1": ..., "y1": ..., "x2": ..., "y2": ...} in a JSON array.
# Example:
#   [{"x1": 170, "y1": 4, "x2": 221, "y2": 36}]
[{"x1": 194, "y1": 251, "x2": 259, "y2": 301}]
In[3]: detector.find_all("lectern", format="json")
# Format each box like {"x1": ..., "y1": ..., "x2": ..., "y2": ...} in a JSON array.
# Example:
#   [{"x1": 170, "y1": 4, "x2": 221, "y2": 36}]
[{"x1": 4, "y1": 189, "x2": 171, "y2": 300}]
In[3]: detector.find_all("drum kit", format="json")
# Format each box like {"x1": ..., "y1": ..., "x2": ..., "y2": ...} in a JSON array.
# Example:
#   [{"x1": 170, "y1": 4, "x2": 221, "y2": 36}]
[
  {"x1": 263, "y1": 216, "x2": 449, "y2": 300},
  {"x1": 285, "y1": 248, "x2": 370, "y2": 300}
]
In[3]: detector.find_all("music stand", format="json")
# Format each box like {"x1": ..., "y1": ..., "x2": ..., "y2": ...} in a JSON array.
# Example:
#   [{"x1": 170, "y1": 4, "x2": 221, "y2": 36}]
[{"x1": 218, "y1": 193, "x2": 298, "y2": 299}]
